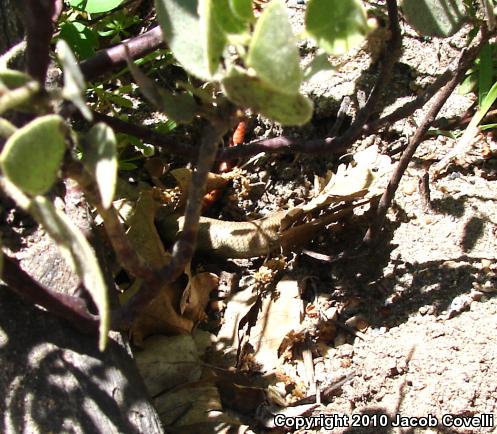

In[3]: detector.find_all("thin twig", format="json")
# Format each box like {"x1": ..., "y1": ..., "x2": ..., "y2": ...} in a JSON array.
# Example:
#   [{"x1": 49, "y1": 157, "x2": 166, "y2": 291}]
[
  {"x1": 64, "y1": 159, "x2": 152, "y2": 280},
  {"x1": 328, "y1": 96, "x2": 351, "y2": 136},
  {"x1": 418, "y1": 171, "x2": 432, "y2": 212},
  {"x1": 217, "y1": 69, "x2": 451, "y2": 162},
  {"x1": 363, "y1": 32, "x2": 488, "y2": 246},
  {"x1": 80, "y1": 26, "x2": 164, "y2": 82},
  {"x1": 91, "y1": 110, "x2": 197, "y2": 159},
  {"x1": 362, "y1": 69, "x2": 452, "y2": 135},
  {"x1": 82, "y1": 2, "x2": 401, "y2": 163},
  {"x1": 334, "y1": 0, "x2": 401, "y2": 144},
  {"x1": 2, "y1": 255, "x2": 99, "y2": 333}
]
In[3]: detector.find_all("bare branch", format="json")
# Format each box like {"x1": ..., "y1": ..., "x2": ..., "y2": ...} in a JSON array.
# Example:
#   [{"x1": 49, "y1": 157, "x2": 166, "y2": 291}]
[
  {"x1": 64, "y1": 159, "x2": 153, "y2": 281},
  {"x1": 2, "y1": 255, "x2": 99, "y2": 333},
  {"x1": 80, "y1": 26, "x2": 164, "y2": 82},
  {"x1": 92, "y1": 110, "x2": 197, "y2": 159},
  {"x1": 362, "y1": 31, "x2": 488, "y2": 246}
]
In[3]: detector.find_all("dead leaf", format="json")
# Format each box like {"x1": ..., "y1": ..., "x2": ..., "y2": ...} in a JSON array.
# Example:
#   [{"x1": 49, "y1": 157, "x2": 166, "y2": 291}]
[
  {"x1": 129, "y1": 279, "x2": 194, "y2": 346},
  {"x1": 243, "y1": 275, "x2": 303, "y2": 372},
  {"x1": 181, "y1": 271, "x2": 219, "y2": 323},
  {"x1": 216, "y1": 285, "x2": 260, "y2": 358},
  {"x1": 217, "y1": 381, "x2": 266, "y2": 414},
  {"x1": 130, "y1": 270, "x2": 218, "y2": 346},
  {"x1": 170, "y1": 168, "x2": 229, "y2": 210},
  {"x1": 301, "y1": 145, "x2": 392, "y2": 213},
  {"x1": 126, "y1": 188, "x2": 171, "y2": 269},
  {"x1": 154, "y1": 384, "x2": 222, "y2": 427},
  {"x1": 135, "y1": 334, "x2": 204, "y2": 396}
]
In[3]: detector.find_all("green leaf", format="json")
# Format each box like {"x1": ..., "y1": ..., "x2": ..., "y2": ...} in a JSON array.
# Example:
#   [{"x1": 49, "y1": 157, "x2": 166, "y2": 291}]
[
  {"x1": 119, "y1": 161, "x2": 138, "y2": 171},
  {"x1": 458, "y1": 70, "x2": 477, "y2": 95},
  {"x1": 476, "y1": 80, "x2": 497, "y2": 124},
  {"x1": 154, "y1": 0, "x2": 226, "y2": 80},
  {"x1": 0, "y1": 115, "x2": 66, "y2": 196},
  {"x1": 305, "y1": 0, "x2": 369, "y2": 55},
  {"x1": 96, "y1": 89, "x2": 134, "y2": 109},
  {"x1": 57, "y1": 40, "x2": 92, "y2": 121},
  {"x1": 400, "y1": 0, "x2": 466, "y2": 37},
  {"x1": 29, "y1": 195, "x2": 109, "y2": 350},
  {"x1": 83, "y1": 123, "x2": 117, "y2": 209},
  {"x1": 67, "y1": 0, "x2": 125, "y2": 13},
  {"x1": 213, "y1": 0, "x2": 248, "y2": 34},
  {"x1": 59, "y1": 21, "x2": 99, "y2": 60},
  {"x1": 126, "y1": 54, "x2": 196, "y2": 123},
  {"x1": 303, "y1": 51, "x2": 335, "y2": 82},
  {"x1": 247, "y1": 0, "x2": 301, "y2": 95},
  {"x1": 0, "y1": 70, "x2": 31, "y2": 89},
  {"x1": 222, "y1": 67, "x2": 313, "y2": 125},
  {"x1": 480, "y1": 123, "x2": 497, "y2": 130},
  {"x1": 229, "y1": 0, "x2": 254, "y2": 21},
  {"x1": 478, "y1": 43, "x2": 493, "y2": 107}
]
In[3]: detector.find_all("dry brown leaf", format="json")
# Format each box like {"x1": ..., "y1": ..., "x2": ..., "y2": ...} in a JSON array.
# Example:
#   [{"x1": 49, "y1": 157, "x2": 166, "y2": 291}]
[
  {"x1": 170, "y1": 167, "x2": 229, "y2": 209},
  {"x1": 130, "y1": 272, "x2": 218, "y2": 346},
  {"x1": 181, "y1": 271, "x2": 220, "y2": 323},
  {"x1": 126, "y1": 188, "x2": 171, "y2": 269},
  {"x1": 154, "y1": 384, "x2": 222, "y2": 427},
  {"x1": 216, "y1": 285, "x2": 260, "y2": 356},
  {"x1": 129, "y1": 279, "x2": 194, "y2": 346},
  {"x1": 244, "y1": 275, "x2": 303, "y2": 371},
  {"x1": 135, "y1": 334, "x2": 203, "y2": 396}
]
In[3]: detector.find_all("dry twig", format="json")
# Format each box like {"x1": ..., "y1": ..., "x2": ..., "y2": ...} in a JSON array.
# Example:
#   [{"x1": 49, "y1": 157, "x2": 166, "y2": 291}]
[{"x1": 363, "y1": 32, "x2": 488, "y2": 246}]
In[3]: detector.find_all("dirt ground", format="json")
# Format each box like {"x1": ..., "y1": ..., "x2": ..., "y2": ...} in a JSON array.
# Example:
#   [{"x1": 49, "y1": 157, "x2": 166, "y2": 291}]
[{"x1": 284, "y1": 11, "x2": 497, "y2": 434}]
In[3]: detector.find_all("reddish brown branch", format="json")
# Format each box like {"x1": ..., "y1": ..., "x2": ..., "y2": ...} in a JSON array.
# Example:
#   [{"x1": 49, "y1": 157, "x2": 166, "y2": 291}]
[
  {"x1": 2, "y1": 256, "x2": 99, "y2": 333},
  {"x1": 17, "y1": 0, "x2": 62, "y2": 84},
  {"x1": 92, "y1": 110, "x2": 197, "y2": 159},
  {"x1": 64, "y1": 158, "x2": 153, "y2": 281},
  {"x1": 80, "y1": 2, "x2": 402, "y2": 163},
  {"x1": 80, "y1": 26, "x2": 164, "y2": 82},
  {"x1": 363, "y1": 32, "x2": 488, "y2": 246},
  {"x1": 218, "y1": 69, "x2": 452, "y2": 162},
  {"x1": 336, "y1": 0, "x2": 401, "y2": 143}
]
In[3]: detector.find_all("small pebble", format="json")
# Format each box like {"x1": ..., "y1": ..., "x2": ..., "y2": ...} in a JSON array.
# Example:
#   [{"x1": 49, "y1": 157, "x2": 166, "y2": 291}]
[
  {"x1": 402, "y1": 179, "x2": 417, "y2": 195},
  {"x1": 480, "y1": 280, "x2": 496, "y2": 293},
  {"x1": 481, "y1": 259, "x2": 492, "y2": 272}
]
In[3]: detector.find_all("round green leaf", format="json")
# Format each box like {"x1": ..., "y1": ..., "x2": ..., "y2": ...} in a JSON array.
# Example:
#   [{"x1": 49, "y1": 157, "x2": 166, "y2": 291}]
[
  {"x1": 247, "y1": 0, "x2": 302, "y2": 95},
  {"x1": 305, "y1": 0, "x2": 369, "y2": 55},
  {"x1": 213, "y1": 0, "x2": 247, "y2": 34},
  {"x1": 400, "y1": 0, "x2": 466, "y2": 37},
  {"x1": 155, "y1": 0, "x2": 226, "y2": 80},
  {"x1": 0, "y1": 115, "x2": 66, "y2": 195},
  {"x1": 229, "y1": 0, "x2": 254, "y2": 22},
  {"x1": 59, "y1": 21, "x2": 99, "y2": 60},
  {"x1": 222, "y1": 67, "x2": 313, "y2": 126},
  {"x1": 0, "y1": 70, "x2": 31, "y2": 89},
  {"x1": 67, "y1": 0, "x2": 125, "y2": 13},
  {"x1": 83, "y1": 123, "x2": 117, "y2": 209}
]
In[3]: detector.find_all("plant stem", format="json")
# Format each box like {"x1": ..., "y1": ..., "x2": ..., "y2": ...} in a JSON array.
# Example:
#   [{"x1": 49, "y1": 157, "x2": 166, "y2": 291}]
[{"x1": 2, "y1": 255, "x2": 99, "y2": 333}]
